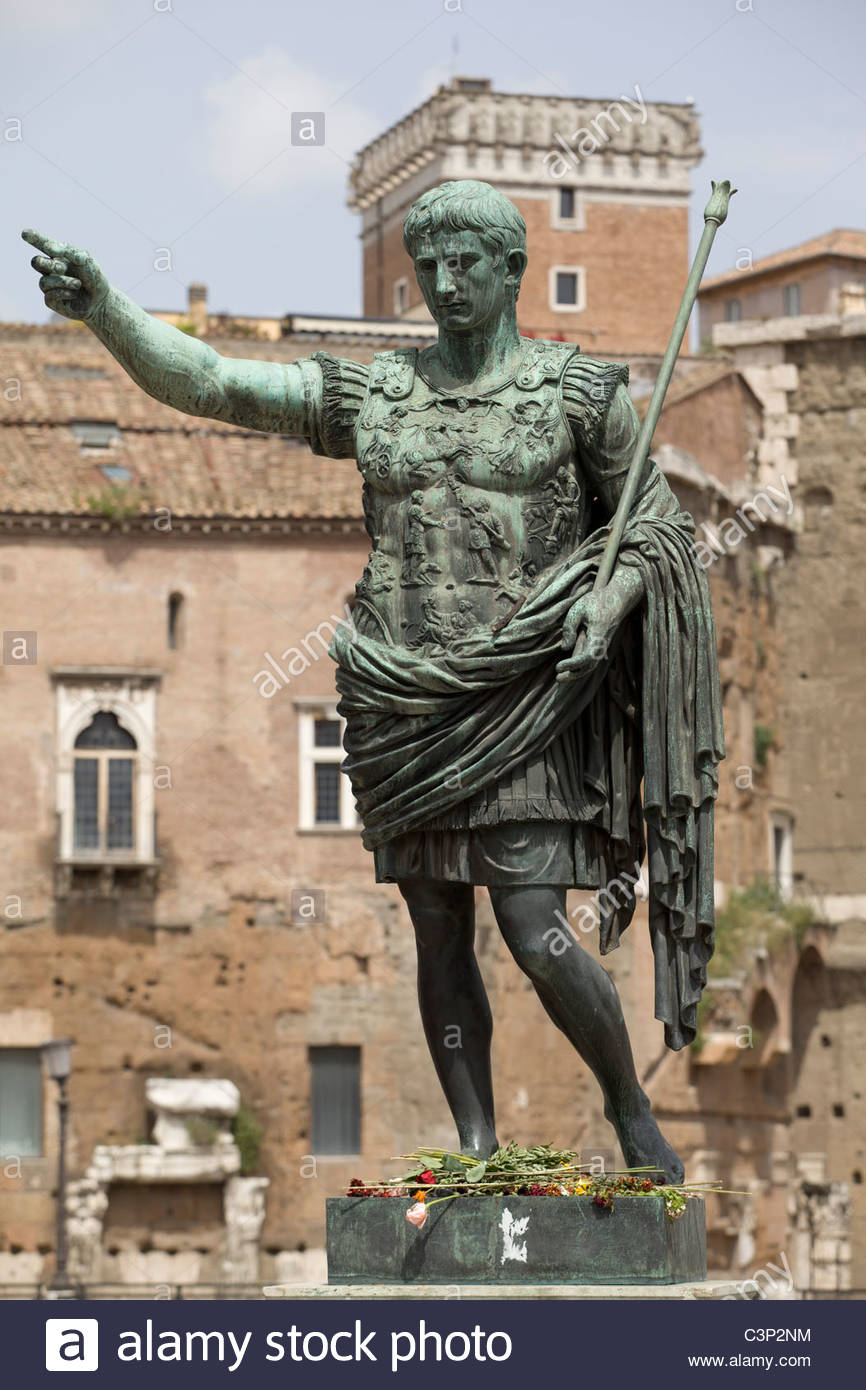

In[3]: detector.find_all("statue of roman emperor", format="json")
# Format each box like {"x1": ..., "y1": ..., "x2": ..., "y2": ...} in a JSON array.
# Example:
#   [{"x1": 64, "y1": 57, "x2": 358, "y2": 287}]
[{"x1": 25, "y1": 180, "x2": 723, "y2": 1183}]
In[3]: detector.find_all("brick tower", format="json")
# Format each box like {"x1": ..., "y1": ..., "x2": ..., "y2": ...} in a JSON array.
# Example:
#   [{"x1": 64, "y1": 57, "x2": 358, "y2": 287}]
[{"x1": 348, "y1": 78, "x2": 703, "y2": 355}]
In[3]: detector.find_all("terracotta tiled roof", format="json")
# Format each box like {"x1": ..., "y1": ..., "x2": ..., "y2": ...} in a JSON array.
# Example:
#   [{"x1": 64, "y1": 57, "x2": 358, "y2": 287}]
[
  {"x1": 0, "y1": 328, "x2": 365, "y2": 520},
  {"x1": 699, "y1": 228, "x2": 866, "y2": 292}
]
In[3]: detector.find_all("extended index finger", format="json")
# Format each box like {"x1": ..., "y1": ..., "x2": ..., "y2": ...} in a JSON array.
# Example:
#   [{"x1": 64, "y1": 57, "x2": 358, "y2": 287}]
[{"x1": 22, "y1": 228, "x2": 72, "y2": 259}]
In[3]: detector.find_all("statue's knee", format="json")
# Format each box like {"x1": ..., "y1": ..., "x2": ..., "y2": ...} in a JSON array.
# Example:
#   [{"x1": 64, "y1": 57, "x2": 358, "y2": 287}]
[
  {"x1": 399, "y1": 878, "x2": 473, "y2": 952},
  {"x1": 504, "y1": 922, "x2": 560, "y2": 982}
]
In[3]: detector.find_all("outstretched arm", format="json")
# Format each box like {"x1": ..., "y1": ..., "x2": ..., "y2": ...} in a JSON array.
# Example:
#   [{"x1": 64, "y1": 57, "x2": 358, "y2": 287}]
[{"x1": 22, "y1": 229, "x2": 313, "y2": 435}]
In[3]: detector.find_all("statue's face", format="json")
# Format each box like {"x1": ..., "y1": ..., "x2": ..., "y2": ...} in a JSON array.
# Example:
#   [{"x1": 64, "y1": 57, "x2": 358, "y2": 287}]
[{"x1": 412, "y1": 229, "x2": 517, "y2": 332}]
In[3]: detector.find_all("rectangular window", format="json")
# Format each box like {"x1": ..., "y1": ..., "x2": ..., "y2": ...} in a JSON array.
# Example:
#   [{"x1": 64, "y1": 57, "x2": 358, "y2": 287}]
[
  {"x1": 69, "y1": 421, "x2": 121, "y2": 453},
  {"x1": 73, "y1": 754, "x2": 136, "y2": 854},
  {"x1": 314, "y1": 763, "x2": 341, "y2": 823},
  {"x1": 559, "y1": 188, "x2": 576, "y2": 221},
  {"x1": 549, "y1": 265, "x2": 586, "y2": 311},
  {"x1": 107, "y1": 758, "x2": 134, "y2": 849},
  {"x1": 0, "y1": 1049, "x2": 43, "y2": 1157},
  {"x1": 314, "y1": 719, "x2": 341, "y2": 748},
  {"x1": 393, "y1": 278, "x2": 409, "y2": 316},
  {"x1": 555, "y1": 271, "x2": 578, "y2": 306},
  {"x1": 783, "y1": 283, "x2": 801, "y2": 317},
  {"x1": 724, "y1": 298, "x2": 742, "y2": 323},
  {"x1": 73, "y1": 758, "x2": 99, "y2": 850},
  {"x1": 297, "y1": 704, "x2": 358, "y2": 831},
  {"x1": 310, "y1": 1046, "x2": 361, "y2": 1154}
]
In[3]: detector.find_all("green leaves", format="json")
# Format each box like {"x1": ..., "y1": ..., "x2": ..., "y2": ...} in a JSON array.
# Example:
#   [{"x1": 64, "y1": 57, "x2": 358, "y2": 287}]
[
  {"x1": 354, "y1": 1140, "x2": 723, "y2": 1216},
  {"x1": 440, "y1": 1154, "x2": 466, "y2": 1174},
  {"x1": 392, "y1": 1141, "x2": 580, "y2": 1190}
]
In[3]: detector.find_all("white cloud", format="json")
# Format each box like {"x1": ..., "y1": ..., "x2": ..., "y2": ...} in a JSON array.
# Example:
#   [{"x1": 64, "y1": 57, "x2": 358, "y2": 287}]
[{"x1": 202, "y1": 49, "x2": 380, "y2": 194}]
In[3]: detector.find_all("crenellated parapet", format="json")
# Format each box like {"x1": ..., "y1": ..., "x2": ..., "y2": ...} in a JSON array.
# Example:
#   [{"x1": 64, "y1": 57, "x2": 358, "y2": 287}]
[{"x1": 349, "y1": 77, "x2": 702, "y2": 210}]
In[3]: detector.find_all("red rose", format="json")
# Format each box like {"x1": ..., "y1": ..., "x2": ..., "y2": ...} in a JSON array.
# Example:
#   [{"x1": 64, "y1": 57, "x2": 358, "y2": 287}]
[{"x1": 419, "y1": 1169, "x2": 436, "y2": 1185}]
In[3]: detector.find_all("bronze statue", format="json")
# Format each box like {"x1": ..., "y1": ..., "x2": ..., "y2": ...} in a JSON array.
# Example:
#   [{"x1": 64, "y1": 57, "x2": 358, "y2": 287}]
[{"x1": 24, "y1": 178, "x2": 726, "y2": 1183}]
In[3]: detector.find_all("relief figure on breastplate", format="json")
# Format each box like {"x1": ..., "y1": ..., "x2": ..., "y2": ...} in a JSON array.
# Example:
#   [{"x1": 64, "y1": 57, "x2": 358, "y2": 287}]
[
  {"x1": 446, "y1": 474, "x2": 510, "y2": 584},
  {"x1": 543, "y1": 464, "x2": 581, "y2": 555},
  {"x1": 400, "y1": 489, "x2": 443, "y2": 587}
]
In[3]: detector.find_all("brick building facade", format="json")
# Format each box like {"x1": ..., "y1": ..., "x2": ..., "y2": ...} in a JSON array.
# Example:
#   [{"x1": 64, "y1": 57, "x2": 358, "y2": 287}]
[
  {"x1": 349, "y1": 78, "x2": 701, "y2": 354},
  {"x1": 698, "y1": 230, "x2": 866, "y2": 343}
]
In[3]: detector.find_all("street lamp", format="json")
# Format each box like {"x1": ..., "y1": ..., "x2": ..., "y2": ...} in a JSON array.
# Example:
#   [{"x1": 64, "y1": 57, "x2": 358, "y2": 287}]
[{"x1": 41, "y1": 1038, "x2": 74, "y2": 1297}]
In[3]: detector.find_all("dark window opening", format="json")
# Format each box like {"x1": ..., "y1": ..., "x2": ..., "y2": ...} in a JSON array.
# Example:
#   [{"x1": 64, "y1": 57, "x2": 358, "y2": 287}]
[
  {"x1": 783, "y1": 283, "x2": 801, "y2": 317},
  {"x1": 45, "y1": 364, "x2": 108, "y2": 380},
  {"x1": 168, "y1": 592, "x2": 184, "y2": 651},
  {"x1": 0, "y1": 1049, "x2": 43, "y2": 1156},
  {"x1": 559, "y1": 188, "x2": 575, "y2": 220},
  {"x1": 75, "y1": 711, "x2": 136, "y2": 749},
  {"x1": 796, "y1": 1104, "x2": 812, "y2": 1118},
  {"x1": 310, "y1": 1045, "x2": 361, "y2": 1154},
  {"x1": 555, "y1": 271, "x2": 578, "y2": 307},
  {"x1": 73, "y1": 712, "x2": 137, "y2": 854},
  {"x1": 69, "y1": 420, "x2": 121, "y2": 451},
  {"x1": 314, "y1": 719, "x2": 341, "y2": 748},
  {"x1": 314, "y1": 763, "x2": 340, "y2": 823},
  {"x1": 724, "y1": 298, "x2": 742, "y2": 323},
  {"x1": 833, "y1": 1104, "x2": 845, "y2": 1118}
]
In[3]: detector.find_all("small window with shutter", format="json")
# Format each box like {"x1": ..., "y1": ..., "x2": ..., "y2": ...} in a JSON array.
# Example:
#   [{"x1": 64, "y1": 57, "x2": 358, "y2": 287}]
[
  {"x1": 0, "y1": 1049, "x2": 43, "y2": 1157},
  {"x1": 309, "y1": 1046, "x2": 361, "y2": 1154}
]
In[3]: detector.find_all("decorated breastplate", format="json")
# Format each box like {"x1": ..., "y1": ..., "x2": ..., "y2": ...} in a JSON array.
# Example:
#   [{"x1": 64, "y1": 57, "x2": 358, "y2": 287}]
[{"x1": 351, "y1": 339, "x2": 585, "y2": 650}]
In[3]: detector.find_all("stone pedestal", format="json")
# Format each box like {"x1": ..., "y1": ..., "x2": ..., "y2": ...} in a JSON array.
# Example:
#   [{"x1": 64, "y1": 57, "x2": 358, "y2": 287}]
[{"x1": 323, "y1": 1194, "x2": 706, "y2": 1287}]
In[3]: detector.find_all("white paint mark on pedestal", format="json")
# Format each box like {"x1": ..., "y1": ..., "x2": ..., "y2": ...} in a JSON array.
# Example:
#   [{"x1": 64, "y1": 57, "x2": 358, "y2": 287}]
[{"x1": 500, "y1": 1208, "x2": 530, "y2": 1263}]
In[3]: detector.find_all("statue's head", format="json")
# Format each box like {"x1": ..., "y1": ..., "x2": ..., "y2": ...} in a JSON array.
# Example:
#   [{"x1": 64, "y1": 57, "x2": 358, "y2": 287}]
[{"x1": 403, "y1": 180, "x2": 527, "y2": 333}]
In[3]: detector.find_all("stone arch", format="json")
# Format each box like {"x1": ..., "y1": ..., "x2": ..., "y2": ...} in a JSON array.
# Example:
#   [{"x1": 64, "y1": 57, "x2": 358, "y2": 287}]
[
  {"x1": 792, "y1": 945, "x2": 826, "y2": 1085},
  {"x1": 750, "y1": 986, "x2": 779, "y2": 1053}
]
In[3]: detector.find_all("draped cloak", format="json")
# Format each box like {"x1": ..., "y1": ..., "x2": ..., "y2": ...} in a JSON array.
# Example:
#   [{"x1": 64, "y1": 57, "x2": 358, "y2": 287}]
[{"x1": 309, "y1": 343, "x2": 725, "y2": 1051}]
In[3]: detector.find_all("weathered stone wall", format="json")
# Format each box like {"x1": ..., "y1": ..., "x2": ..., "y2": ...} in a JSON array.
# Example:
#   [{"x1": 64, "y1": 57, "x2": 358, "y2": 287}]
[{"x1": 773, "y1": 334, "x2": 866, "y2": 901}]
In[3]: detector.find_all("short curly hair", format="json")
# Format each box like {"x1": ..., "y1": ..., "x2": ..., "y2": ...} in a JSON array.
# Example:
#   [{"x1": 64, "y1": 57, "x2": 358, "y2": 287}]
[{"x1": 403, "y1": 180, "x2": 527, "y2": 298}]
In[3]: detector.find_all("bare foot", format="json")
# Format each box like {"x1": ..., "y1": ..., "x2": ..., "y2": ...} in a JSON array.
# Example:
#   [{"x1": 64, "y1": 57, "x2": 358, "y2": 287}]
[{"x1": 607, "y1": 1106, "x2": 685, "y2": 1185}]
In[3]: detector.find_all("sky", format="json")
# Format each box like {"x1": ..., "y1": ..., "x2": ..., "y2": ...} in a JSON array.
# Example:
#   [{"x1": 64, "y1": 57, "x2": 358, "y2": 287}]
[{"x1": 2, "y1": 0, "x2": 865, "y2": 325}]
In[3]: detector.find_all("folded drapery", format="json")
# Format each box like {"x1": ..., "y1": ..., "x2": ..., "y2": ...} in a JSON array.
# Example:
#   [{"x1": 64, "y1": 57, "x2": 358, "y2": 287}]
[{"x1": 331, "y1": 474, "x2": 725, "y2": 1051}]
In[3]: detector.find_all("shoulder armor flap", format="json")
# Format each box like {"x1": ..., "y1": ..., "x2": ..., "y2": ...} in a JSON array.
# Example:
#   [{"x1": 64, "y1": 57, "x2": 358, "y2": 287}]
[
  {"x1": 369, "y1": 348, "x2": 418, "y2": 400},
  {"x1": 563, "y1": 354, "x2": 631, "y2": 445},
  {"x1": 515, "y1": 339, "x2": 580, "y2": 391}
]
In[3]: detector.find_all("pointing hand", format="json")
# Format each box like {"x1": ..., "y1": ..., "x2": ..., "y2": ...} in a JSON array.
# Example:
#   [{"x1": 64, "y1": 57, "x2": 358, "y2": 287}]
[{"x1": 22, "y1": 229, "x2": 109, "y2": 322}]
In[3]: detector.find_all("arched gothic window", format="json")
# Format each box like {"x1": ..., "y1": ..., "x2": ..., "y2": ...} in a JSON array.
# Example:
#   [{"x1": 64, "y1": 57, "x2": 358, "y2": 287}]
[{"x1": 73, "y1": 711, "x2": 137, "y2": 853}]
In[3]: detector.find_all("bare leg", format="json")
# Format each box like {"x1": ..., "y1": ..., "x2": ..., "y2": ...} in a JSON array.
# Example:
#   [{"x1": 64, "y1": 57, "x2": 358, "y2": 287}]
[
  {"x1": 399, "y1": 878, "x2": 499, "y2": 1159},
  {"x1": 489, "y1": 884, "x2": 684, "y2": 1184}
]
